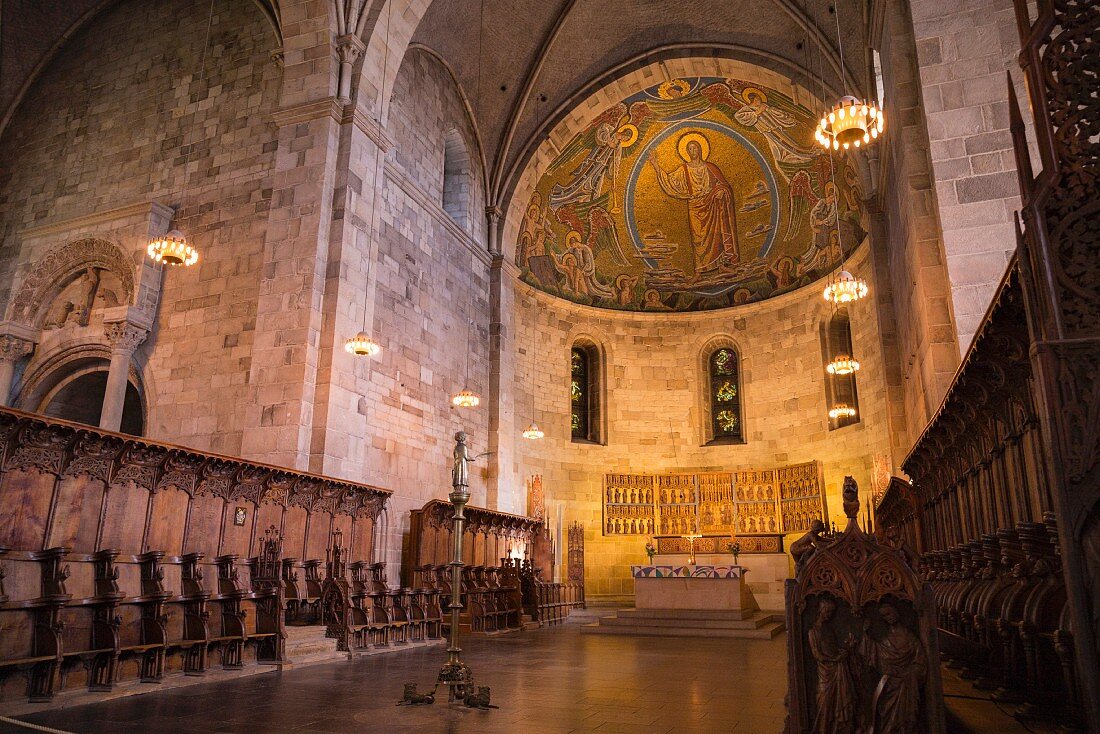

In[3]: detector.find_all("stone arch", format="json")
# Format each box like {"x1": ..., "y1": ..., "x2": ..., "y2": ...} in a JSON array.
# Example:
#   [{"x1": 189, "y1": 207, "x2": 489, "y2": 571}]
[
  {"x1": 0, "y1": 0, "x2": 282, "y2": 140},
  {"x1": 697, "y1": 334, "x2": 747, "y2": 445},
  {"x1": 568, "y1": 331, "x2": 609, "y2": 445},
  {"x1": 6, "y1": 238, "x2": 136, "y2": 329},
  {"x1": 442, "y1": 127, "x2": 472, "y2": 231},
  {"x1": 16, "y1": 341, "x2": 149, "y2": 436}
]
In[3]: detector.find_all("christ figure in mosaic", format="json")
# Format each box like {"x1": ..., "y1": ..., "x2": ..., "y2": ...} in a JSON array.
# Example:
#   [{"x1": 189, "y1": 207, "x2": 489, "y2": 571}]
[{"x1": 647, "y1": 133, "x2": 739, "y2": 276}]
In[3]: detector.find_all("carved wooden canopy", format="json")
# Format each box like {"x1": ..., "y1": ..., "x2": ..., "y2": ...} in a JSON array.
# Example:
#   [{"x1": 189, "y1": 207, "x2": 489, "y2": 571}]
[
  {"x1": 419, "y1": 498, "x2": 541, "y2": 538},
  {"x1": 0, "y1": 407, "x2": 391, "y2": 519}
]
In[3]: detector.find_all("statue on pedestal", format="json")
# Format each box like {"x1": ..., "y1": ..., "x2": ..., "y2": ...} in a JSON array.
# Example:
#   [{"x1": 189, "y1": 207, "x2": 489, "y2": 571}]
[{"x1": 452, "y1": 431, "x2": 475, "y2": 491}]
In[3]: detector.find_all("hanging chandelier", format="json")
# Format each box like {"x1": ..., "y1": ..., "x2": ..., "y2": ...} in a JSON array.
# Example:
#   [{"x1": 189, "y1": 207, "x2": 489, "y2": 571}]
[
  {"x1": 521, "y1": 421, "x2": 544, "y2": 440},
  {"x1": 826, "y1": 355, "x2": 861, "y2": 375},
  {"x1": 147, "y1": 230, "x2": 199, "y2": 267},
  {"x1": 823, "y1": 271, "x2": 868, "y2": 304},
  {"x1": 452, "y1": 388, "x2": 481, "y2": 408},
  {"x1": 816, "y1": 96, "x2": 884, "y2": 150},
  {"x1": 344, "y1": 331, "x2": 382, "y2": 357},
  {"x1": 828, "y1": 403, "x2": 857, "y2": 420}
]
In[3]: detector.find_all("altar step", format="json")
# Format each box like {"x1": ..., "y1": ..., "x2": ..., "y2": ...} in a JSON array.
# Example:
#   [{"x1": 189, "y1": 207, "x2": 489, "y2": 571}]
[{"x1": 581, "y1": 608, "x2": 785, "y2": 639}]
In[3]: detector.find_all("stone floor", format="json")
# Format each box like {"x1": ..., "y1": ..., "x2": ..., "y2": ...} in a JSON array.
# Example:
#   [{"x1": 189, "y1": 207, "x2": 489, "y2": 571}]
[
  {"x1": 0, "y1": 614, "x2": 1056, "y2": 734},
  {"x1": 0, "y1": 614, "x2": 788, "y2": 734}
]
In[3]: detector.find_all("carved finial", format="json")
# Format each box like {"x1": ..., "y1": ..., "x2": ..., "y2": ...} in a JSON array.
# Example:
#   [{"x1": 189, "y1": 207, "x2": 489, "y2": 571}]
[{"x1": 842, "y1": 475, "x2": 859, "y2": 521}]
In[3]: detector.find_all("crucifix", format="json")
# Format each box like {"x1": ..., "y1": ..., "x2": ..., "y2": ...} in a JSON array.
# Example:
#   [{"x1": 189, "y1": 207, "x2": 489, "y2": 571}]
[{"x1": 683, "y1": 534, "x2": 702, "y2": 565}]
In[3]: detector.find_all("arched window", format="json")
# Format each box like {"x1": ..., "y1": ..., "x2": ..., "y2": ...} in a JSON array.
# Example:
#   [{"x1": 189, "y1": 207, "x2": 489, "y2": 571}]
[
  {"x1": 706, "y1": 346, "x2": 744, "y2": 443},
  {"x1": 442, "y1": 128, "x2": 470, "y2": 230},
  {"x1": 571, "y1": 343, "x2": 601, "y2": 443},
  {"x1": 821, "y1": 308, "x2": 860, "y2": 429}
]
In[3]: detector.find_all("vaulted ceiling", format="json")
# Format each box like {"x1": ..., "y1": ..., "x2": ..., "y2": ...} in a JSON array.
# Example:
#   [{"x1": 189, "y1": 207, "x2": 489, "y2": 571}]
[
  {"x1": 408, "y1": 0, "x2": 870, "y2": 203},
  {"x1": 1, "y1": 0, "x2": 870, "y2": 204}
]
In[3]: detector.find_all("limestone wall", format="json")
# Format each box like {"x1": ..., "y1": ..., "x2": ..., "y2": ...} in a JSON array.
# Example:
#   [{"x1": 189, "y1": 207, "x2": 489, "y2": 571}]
[
  {"x1": 0, "y1": 0, "x2": 282, "y2": 454},
  {"x1": 506, "y1": 240, "x2": 895, "y2": 602},
  {"x1": 364, "y1": 47, "x2": 493, "y2": 567},
  {"x1": 910, "y1": 0, "x2": 1031, "y2": 349}
]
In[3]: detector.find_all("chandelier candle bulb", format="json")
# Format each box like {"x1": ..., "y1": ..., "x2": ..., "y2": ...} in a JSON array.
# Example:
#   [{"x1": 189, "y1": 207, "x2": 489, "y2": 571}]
[
  {"x1": 147, "y1": 230, "x2": 198, "y2": 266},
  {"x1": 344, "y1": 332, "x2": 382, "y2": 357}
]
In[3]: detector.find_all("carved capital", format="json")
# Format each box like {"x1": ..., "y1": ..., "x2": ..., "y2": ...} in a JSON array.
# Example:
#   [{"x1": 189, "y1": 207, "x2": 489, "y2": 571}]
[
  {"x1": 0, "y1": 335, "x2": 34, "y2": 364},
  {"x1": 104, "y1": 321, "x2": 148, "y2": 356},
  {"x1": 335, "y1": 34, "x2": 365, "y2": 65}
]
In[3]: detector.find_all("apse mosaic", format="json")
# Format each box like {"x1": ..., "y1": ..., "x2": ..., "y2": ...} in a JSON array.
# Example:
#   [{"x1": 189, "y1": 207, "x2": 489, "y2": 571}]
[{"x1": 515, "y1": 77, "x2": 867, "y2": 311}]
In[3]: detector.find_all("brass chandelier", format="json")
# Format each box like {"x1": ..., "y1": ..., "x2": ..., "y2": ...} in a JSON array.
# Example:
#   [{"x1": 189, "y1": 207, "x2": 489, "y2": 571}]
[
  {"x1": 147, "y1": 230, "x2": 198, "y2": 267},
  {"x1": 816, "y1": 95, "x2": 884, "y2": 151}
]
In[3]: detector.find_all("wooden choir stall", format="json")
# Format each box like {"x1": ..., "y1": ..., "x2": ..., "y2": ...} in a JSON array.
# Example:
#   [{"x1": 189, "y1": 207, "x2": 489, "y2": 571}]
[
  {"x1": 0, "y1": 407, "x2": 391, "y2": 702},
  {"x1": 404, "y1": 499, "x2": 584, "y2": 631}
]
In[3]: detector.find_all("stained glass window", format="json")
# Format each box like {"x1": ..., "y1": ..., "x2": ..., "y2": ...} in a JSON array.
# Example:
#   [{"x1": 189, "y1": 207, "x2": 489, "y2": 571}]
[
  {"x1": 709, "y1": 347, "x2": 743, "y2": 442},
  {"x1": 571, "y1": 346, "x2": 596, "y2": 441}
]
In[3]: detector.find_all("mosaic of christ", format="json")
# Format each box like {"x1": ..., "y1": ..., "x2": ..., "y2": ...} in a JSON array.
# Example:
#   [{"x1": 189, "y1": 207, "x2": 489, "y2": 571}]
[{"x1": 515, "y1": 77, "x2": 867, "y2": 311}]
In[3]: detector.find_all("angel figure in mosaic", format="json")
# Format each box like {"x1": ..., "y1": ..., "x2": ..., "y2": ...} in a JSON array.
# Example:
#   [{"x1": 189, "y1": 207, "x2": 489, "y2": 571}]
[
  {"x1": 548, "y1": 104, "x2": 634, "y2": 213},
  {"x1": 732, "y1": 87, "x2": 817, "y2": 176}
]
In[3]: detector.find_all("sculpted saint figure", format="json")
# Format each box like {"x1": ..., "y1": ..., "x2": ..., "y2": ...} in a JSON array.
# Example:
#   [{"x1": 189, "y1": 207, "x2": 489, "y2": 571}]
[
  {"x1": 862, "y1": 604, "x2": 927, "y2": 734},
  {"x1": 452, "y1": 431, "x2": 475, "y2": 491},
  {"x1": 69, "y1": 267, "x2": 101, "y2": 326},
  {"x1": 647, "y1": 134, "x2": 739, "y2": 275},
  {"x1": 808, "y1": 598, "x2": 859, "y2": 734}
]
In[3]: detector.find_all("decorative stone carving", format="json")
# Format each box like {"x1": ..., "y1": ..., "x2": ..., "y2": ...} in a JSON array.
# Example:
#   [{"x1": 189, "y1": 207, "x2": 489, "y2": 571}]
[
  {"x1": 8, "y1": 239, "x2": 135, "y2": 328},
  {"x1": 104, "y1": 320, "x2": 148, "y2": 356},
  {"x1": 0, "y1": 336, "x2": 34, "y2": 365}
]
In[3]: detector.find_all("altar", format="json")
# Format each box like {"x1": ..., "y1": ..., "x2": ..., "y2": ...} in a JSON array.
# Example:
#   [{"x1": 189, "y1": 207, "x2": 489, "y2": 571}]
[{"x1": 631, "y1": 564, "x2": 759, "y2": 617}]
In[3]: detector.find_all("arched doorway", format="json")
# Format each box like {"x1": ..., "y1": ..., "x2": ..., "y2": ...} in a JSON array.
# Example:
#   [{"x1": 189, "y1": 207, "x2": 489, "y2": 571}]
[{"x1": 40, "y1": 370, "x2": 144, "y2": 436}]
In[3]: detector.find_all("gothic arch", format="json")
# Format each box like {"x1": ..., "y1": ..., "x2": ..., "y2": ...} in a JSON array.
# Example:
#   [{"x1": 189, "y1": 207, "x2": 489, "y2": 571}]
[
  {"x1": 6, "y1": 238, "x2": 136, "y2": 329},
  {"x1": 568, "y1": 332, "x2": 609, "y2": 445}
]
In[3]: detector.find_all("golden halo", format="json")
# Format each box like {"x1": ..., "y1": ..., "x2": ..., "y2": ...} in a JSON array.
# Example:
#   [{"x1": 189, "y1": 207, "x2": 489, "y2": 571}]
[
  {"x1": 616, "y1": 123, "x2": 639, "y2": 148},
  {"x1": 657, "y1": 79, "x2": 691, "y2": 100},
  {"x1": 677, "y1": 132, "x2": 710, "y2": 162},
  {"x1": 566, "y1": 230, "x2": 583, "y2": 247},
  {"x1": 741, "y1": 87, "x2": 766, "y2": 105}
]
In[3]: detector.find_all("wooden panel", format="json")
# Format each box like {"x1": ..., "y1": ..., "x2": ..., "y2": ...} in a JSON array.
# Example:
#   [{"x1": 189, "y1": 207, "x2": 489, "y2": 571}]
[
  {"x1": 99, "y1": 485, "x2": 149, "y2": 553},
  {"x1": 220, "y1": 501, "x2": 254, "y2": 557},
  {"x1": 146, "y1": 486, "x2": 190, "y2": 555},
  {"x1": 47, "y1": 476, "x2": 105, "y2": 551},
  {"x1": 305, "y1": 512, "x2": 330, "y2": 560},
  {"x1": 350, "y1": 516, "x2": 372, "y2": 562},
  {"x1": 182, "y1": 493, "x2": 223, "y2": 558},
  {"x1": 283, "y1": 506, "x2": 307, "y2": 559},
  {"x1": 253, "y1": 502, "x2": 284, "y2": 555},
  {"x1": 0, "y1": 470, "x2": 55, "y2": 549}
]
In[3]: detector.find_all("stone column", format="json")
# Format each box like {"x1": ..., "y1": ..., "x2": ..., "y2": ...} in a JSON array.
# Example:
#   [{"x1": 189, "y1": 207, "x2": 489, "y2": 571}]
[
  {"x1": 101, "y1": 321, "x2": 148, "y2": 432},
  {"x1": 0, "y1": 335, "x2": 34, "y2": 407}
]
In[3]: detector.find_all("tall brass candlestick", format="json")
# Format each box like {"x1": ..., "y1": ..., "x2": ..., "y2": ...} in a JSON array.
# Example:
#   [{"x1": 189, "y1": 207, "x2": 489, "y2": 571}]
[{"x1": 437, "y1": 431, "x2": 475, "y2": 701}]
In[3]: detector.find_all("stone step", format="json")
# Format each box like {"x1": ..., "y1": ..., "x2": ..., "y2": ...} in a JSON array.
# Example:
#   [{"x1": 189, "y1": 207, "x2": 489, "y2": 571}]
[
  {"x1": 594, "y1": 614, "x2": 771, "y2": 630},
  {"x1": 612, "y1": 607, "x2": 766, "y2": 622},
  {"x1": 580, "y1": 619, "x2": 785, "y2": 640}
]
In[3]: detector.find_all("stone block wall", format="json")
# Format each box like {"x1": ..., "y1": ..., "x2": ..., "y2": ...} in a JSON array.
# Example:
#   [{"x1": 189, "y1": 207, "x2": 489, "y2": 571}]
[
  {"x1": 873, "y1": 0, "x2": 962, "y2": 444},
  {"x1": 358, "y1": 46, "x2": 492, "y2": 569},
  {"x1": 909, "y1": 0, "x2": 1032, "y2": 349},
  {"x1": 506, "y1": 240, "x2": 895, "y2": 602}
]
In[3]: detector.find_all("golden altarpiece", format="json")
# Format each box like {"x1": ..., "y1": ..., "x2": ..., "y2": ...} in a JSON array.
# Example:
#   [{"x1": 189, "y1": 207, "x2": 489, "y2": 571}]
[{"x1": 602, "y1": 461, "x2": 827, "y2": 553}]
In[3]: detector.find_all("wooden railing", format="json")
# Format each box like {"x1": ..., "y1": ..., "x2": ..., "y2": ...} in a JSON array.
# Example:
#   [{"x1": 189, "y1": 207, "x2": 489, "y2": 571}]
[{"x1": 0, "y1": 407, "x2": 391, "y2": 702}]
